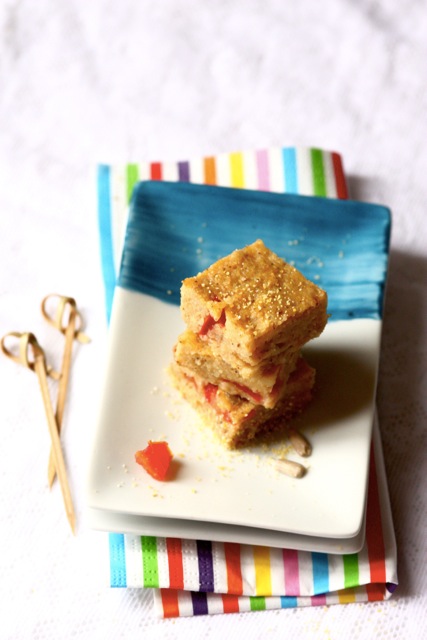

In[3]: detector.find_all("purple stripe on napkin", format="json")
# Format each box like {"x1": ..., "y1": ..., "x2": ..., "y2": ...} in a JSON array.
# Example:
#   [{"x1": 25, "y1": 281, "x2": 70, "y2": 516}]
[
  {"x1": 196, "y1": 540, "x2": 215, "y2": 592},
  {"x1": 191, "y1": 591, "x2": 209, "y2": 615},
  {"x1": 178, "y1": 161, "x2": 190, "y2": 182}
]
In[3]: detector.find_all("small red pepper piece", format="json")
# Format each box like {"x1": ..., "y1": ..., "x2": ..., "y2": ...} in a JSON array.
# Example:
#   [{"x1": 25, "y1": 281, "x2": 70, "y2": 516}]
[
  {"x1": 203, "y1": 383, "x2": 218, "y2": 404},
  {"x1": 199, "y1": 309, "x2": 226, "y2": 336},
  {"x1": 135, "y1": 441, "x2": 173, "y2": 481}
]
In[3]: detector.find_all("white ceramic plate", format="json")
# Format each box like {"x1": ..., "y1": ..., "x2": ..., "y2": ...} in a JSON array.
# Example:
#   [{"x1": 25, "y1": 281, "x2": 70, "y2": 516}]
[
  {"x1": 87, "y1": 412, "x2": 391, "y2": 554},
  {"x1": 87, "y1": 289, "x2": 380, "y2": 540},
  {"x1": 87, "y1": 183, "x2": 391, "y2": 545}
]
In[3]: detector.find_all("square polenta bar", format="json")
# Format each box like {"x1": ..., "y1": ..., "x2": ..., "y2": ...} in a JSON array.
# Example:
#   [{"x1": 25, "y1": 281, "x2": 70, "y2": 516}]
[
  {"x1": 174, "y1": 329, "x2": 300, "y2": 409},
  {"x1": 180, "y1": 239, "x2": 328, "y2": 366},
  {"x1": 168, "y1": 357, "x2": 315, "y2": 449}
]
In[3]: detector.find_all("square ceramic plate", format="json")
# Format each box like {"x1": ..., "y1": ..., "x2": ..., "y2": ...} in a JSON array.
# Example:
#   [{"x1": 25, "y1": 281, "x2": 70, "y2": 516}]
[{"x1": 87, "y1": 182, "x2": 391, "y2": 542}]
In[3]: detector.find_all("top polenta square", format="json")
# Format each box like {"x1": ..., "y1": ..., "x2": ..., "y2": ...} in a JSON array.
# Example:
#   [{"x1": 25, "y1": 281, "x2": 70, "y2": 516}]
[{"x1": 181, "y1": 239, "x2": 328, "y2": 366}]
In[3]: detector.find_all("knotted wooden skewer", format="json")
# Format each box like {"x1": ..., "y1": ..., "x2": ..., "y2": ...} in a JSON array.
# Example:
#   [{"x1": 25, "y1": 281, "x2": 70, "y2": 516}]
[
  {"x1": 41, "y1": 294, "x2": 90, "y2": 487},
  {"x1": 1, "y1": 332, "x2": 76, "y2": 533}
]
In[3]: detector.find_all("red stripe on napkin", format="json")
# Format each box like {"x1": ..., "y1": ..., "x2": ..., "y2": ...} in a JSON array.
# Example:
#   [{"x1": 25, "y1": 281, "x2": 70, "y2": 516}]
[
  {"x1": 224, "y1": 542, "x2": 244, "y2": 595},
  {"x1": 150, "y1": 162, "x2": 162, "y2": 180},
  {"x1": 365, "y1": 441, "x2": 387, "y2": 599},
  {"x1": 221, "y1": 594, "x2": 241, "y2": 613},
  {"x1": 161, "y1": 589, "x2": 180, "y2": 617},
  {"x1": 166, "y1": 538, "x2": 184, "y2": 590},
  {"x1": 331, "y1": 152, "x2": 348, "y2": 199}
]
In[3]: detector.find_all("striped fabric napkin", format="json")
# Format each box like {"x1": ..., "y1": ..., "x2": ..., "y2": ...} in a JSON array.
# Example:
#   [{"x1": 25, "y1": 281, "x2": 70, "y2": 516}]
[{"x1": 97, "y1": 147, "x2": 398, "y2": 617}]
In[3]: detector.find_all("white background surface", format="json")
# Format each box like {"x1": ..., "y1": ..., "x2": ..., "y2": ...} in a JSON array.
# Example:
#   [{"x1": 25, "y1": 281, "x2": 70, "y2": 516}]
[{"x1": 1, "y1": 1, "x2": 426, "y2": 638}]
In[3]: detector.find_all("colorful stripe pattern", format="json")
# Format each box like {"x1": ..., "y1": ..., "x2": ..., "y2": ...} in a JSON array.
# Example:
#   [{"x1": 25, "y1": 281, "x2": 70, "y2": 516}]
[
  {"x1": 108, "y1": 436, "x2": 397, "y2": 616},
  {"x1": 97, "y1": 146, "x2": 348, "y2": 311},
  {"x1": 97, "y1": 147, "x2": 397, "y2": 617},
  {"x1": 110, "y1": 432, "x2": 397, "y2": 618}
]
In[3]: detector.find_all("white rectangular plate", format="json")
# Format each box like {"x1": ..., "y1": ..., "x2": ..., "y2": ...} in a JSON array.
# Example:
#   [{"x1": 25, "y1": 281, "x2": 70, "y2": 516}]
[
  {"x1": 87, "y1": 183, "x2": 391, "y2": 544},
  {"x1": 87, "y1": 290, "x2": 380, "y2": 539}
]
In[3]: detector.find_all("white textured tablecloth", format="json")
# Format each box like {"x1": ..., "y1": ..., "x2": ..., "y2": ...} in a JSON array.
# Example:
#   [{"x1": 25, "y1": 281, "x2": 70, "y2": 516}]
[{"x1": 0, "y1": 1, "x2": 426, "y2": 638}]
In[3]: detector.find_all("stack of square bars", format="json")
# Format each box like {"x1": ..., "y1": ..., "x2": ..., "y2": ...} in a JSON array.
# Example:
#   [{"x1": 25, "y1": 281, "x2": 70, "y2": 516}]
[{"x1": 169, "y1": 240, "x2": 328, "y2": 448}]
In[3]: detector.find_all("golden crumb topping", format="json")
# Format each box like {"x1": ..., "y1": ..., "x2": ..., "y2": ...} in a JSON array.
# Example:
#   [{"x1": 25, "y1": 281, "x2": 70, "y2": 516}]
[{"x1": 183, "y1": 240, "x2": 326, "y2": 334}]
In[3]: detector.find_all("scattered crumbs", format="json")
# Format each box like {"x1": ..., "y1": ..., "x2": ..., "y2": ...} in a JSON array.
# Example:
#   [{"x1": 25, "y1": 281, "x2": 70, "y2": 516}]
[
  {"x1": 217, "y1": 464, "x2": 233, "y2": 478},
  {"x1": 166, "y1": 289, "x2": 173, "y2": 296},
  {"x1": 170, "y1": 267, "x2": 175, "y2": 272},
  {"x1": 132, "y1": 482, "x2": 139, "y2": 488},
  {"x1": 150, "y1": 386, "x2": 160, "y2": 395},
  {"x1": 314, "y1": 274, "x2": 321, "y2": 280},
  {"x1": 306, "y1": 256, "x2": 324, "y2": 267},
  {"x1": 165, "y1": 410, "x2": 176, "y2": 420},
  {"x1": 191, "y1": 488, "x2": 198, "y2": 494},
  {"x1": 106, "y1": 465, "x2": 111, "y2": 470},
  {"x1": 196, "y1": 476, "x2": 203, "y2": 483},
  {"x1": 338, "y1": 250, "x2": 344, "y2": 258},
  {"x1": 288, "y1": 239, "x2": 299, "y2": 246},
  {"x1": 271, "y1": 442, "x2": 292, "y2": 459},
  {"x1": 116, "y1": 482, "x2": 125, "y2": 488},
  {"x1": 196, "y1": 248, "x2": 203, "y2": 255},
  {"x1": 201, "y1": 222, "x2": 207, "y2": 228},
  {"x1": 178, "y1": 452, "x2": 186, "y2": 459},
  {"x1": 197, "y1": 237, "x2": 204, "y2": 243}
]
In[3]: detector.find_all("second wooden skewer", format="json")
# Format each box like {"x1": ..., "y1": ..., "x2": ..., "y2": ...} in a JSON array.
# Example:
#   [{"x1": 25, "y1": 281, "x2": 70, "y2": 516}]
[
  {"x1": 1, "y1": 332, "x2": 76, "y2": 533},
  {"x1": 41, "y1": 294, "x2": 90, "y2": 487}
]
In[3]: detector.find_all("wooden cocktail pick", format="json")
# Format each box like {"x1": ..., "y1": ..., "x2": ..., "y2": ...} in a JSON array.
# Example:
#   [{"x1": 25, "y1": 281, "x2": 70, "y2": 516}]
[
  {"x1": 1, "y1": 331, "x2": 76, "y2": 533},
  {"x1": 41, "y1": 294, "x2": 90, "y2": 487}
]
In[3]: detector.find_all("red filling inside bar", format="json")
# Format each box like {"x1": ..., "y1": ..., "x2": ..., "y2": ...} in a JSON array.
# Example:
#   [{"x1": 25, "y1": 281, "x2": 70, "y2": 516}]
[
  {"x1": 203, "y1": 383, "x2": 218, "y2": 404},
  {"x1": 223, "y1": 364, "x2": 283, "y2": 405},
  {"x1": 225, "y1": 381, "x2": 263, "y2": 404},
  {"x1": 199, "y1": 309, "x2": 226, "y2": 336},
  {"x1": 203, "y1": 382, "x2": 232, "y2": 422}
]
